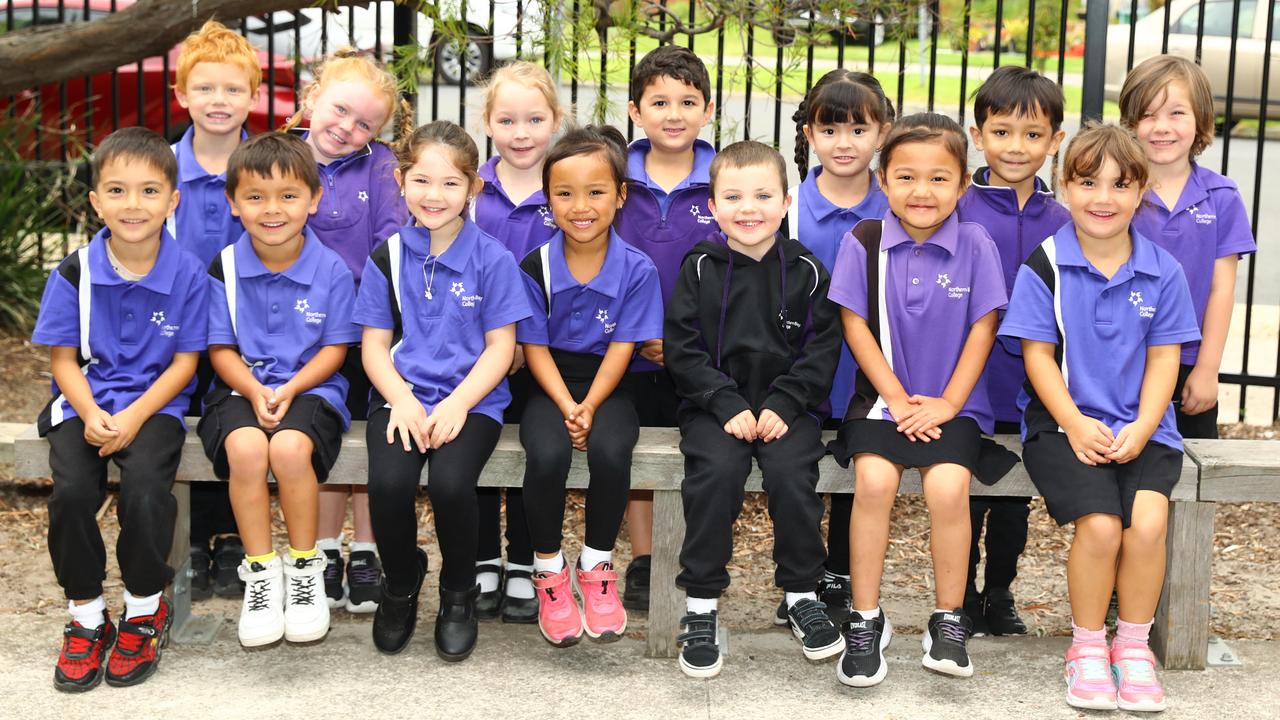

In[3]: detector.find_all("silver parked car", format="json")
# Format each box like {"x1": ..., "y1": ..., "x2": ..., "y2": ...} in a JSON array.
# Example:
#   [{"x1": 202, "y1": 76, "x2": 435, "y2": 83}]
[{"x1": 1105, "y1": 0, "x2": 1279, "y2": 121}]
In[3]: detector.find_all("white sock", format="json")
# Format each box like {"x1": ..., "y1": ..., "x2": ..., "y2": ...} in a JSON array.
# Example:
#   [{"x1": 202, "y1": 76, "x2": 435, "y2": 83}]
[
  {"x1": 316, "y1": 537, "x2": 342, "y2": 553},
  {"x1": 687, "y1": 597, "x2": 718, "y2": 615},
  {"x1": 68, "y1": 596, "x2": 106, "y2": 630},
  {"x1": 505, "y1": 562, "x2": 535, "y2": 599},
  {"x1": 349, "y1": 541, "x2": 378, "y2": 554},
  {"x1": 476, "y1": 557, "x2": 501, "y2": 593},
  {"x1": 533, "y1": 552, "x2": 565, "y2": 574},
  {"x1": 935, "y1": 608, "x2": 952, "y2": 615},
  {"x1": 122, "y1": 590, "x2": 161, "y2": 620},
  {"x1": 578, "y1": 545, "x2": 612, "y2": 570},
  {"x1": 785, "y1": 591, "x2": 818, "y2": 608},
  {"x1": 855, "y1": 606, "x2": 881, "y2": 619}
]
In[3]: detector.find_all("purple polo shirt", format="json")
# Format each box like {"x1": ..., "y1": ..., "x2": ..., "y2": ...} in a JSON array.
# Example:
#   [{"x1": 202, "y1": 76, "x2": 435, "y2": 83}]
[
  {"x1": 353, "y1": 221, "x2": 532, "y2": 424},
  {"x1": 516, "y1": 229, "x2": 665, "y2": 356},
  {"x1": 473, "y1": 156, "x2": 560, "y2": 261},
  {"x1": 998, "y1": 225, "x2": 1201, "y2": 451},
  {"x1": 956, "y1": 167, "x2": 1072, "y2": 424},
  {"x1": 790, "y1": 167, "x2": 889, "y2": 419},
  {"x1": 33, "y1": 227, "x2": 209, "y2": 430},
  {"x1": 170, "y1": 126, "x2": 247, "y2": 267},
  {"x1": 829, "y1": 214, "x2": 1008, "y2": 433},
  {"x1": 292, "y1": 129, "x2": 407, "y2": 287},
  {"x1": 1131, "y1": 162, "x2": 1256, "y2": 365},
  {"x1": 207, "y1": 229, "x2": 361, "y2": 428}
]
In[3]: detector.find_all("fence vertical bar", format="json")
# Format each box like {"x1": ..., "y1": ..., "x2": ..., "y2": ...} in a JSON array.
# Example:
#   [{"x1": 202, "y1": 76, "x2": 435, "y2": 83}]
[
  {"x1": 1126, "y1": 0, "x2": 1139, "y2": 70},
  {"x1": 1079, "y1": 0, "x2": 1108, "y2": 123},
  {"x1": 1193, "y1": 0, "x2": 1206, "y2": 64},
  {"x1": 928, "y1": 0, "x2": 939, "y2": 112},
  {"x1": 1025, "y1": 0, "x2": 1035, "y2": 68},
  {"x1": 994, "y1": 0, "x2": 1004, "y2": 67},
  {"x1": 460, "y1": 0, "x2": 468, "y2": 130},
  {"x1": 895, "y1": 14, "x2": 906, "y2": 118},
  {"x1": 714, "y1": 23, "x2": 725, "y2": 148},
  {"x1": 394, "y1": 1, "x2": 417, "y2": 142},
  {"x1": 1056, "y1": 0, "x2": 1067, "y2": 88},
  {"x1": 743, "y1": 2, "x2": 754, "y2": 140},
  {"x1": 569, "y1": 0, "x2": 578, "y2": 124},
  {"x1": 266, "y1": 13, "x2": 276, "y2": 129},
  {"x1": 1258, "y1": 1, "x2": 1276, "y2": 419},
  {"x1": 959, "y1": 0, "x2": 971, "y2": 124}
]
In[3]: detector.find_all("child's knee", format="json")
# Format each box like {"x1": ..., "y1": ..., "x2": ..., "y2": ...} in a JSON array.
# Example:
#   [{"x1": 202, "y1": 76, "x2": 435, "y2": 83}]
[
  {"x1": 1074, "y1": 513, "x2": 1123, "y2": 556},
  {"x1": 1123, "y1": 515, "x2": 1168, "y2": 551},
  {"x1": 268, "y1": 430, "x2": 315, "y2": 477},
  {"x1": 224, "y1": 427, "x2": 269, "y2": 475}
]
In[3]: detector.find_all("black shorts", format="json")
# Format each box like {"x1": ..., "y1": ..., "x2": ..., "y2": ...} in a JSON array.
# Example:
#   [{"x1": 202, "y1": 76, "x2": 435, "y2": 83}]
[
  {"x1": 622, "y1": 369, "x2": 680, "y2": 427},
  {"x1": 197, "y1": 390, "x2": 345, "y2": 482},
  {"x1": 827, "y1": 416, "x2": 1019, "y2": 484},
  {"x1": 1021, "y1": 431, "x2": 1183, "y2": 528}
]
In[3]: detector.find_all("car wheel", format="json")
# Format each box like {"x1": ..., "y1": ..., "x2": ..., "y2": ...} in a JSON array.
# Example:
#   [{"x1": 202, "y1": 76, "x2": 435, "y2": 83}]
[{"x1": 434, "y1": 31, "x2": 492, "y2": 86}]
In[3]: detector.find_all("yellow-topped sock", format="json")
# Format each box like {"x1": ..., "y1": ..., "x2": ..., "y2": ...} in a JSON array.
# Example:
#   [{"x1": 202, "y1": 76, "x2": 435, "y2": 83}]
[
  {"x1": 245, "y1": 550, "x2": 276, "y2": 565},
  {"x1": 288, "y1": 546, "x2": 318, "y2": 560}
]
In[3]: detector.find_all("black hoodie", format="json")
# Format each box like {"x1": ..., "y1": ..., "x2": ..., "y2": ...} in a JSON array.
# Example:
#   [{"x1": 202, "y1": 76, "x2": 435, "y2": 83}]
[{"x1": 664, "y1": 234, "x2": 842, "y2": 425}]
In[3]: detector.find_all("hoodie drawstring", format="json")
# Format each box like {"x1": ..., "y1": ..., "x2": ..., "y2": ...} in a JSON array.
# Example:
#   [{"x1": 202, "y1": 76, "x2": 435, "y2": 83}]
[{"x1": 714, "y1": 237, "x2": 789, "y2": 369}]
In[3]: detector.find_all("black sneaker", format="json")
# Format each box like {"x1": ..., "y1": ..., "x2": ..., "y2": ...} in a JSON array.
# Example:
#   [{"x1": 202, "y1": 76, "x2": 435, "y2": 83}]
[
  {"x1": 836, "y1": 611, "x2": 892, "y2": 688},
  {"x1": 964, "y1": 586, "x2": 989, "y2": 638},
  {"x1": 622, "y1": 555, "x2": 650, "y2": 611},
  {"x1": 210, "y1": 536, "x2": 246, "y2": 598},
  {"x1": 922, "y1": 609, "x2": 973, "y2": 677},
  {"x1": 786, "y1": 597, "x2": 843, "y2": 661},
  {"x1": 676, "y1": 611, "x2": 721, "y2": 678},
  {"x1": 773, "y1": 597, "x2": 789, "y2": 626},
  {"x1": 322, "y1": 548, "x2": 347, "y2": 609},
  {"x1": 475, "y1": 562, "x2": 503, "y2": 620},
  {"x1": 983, "y1": 587, "x2": 1027, "y2": 636},
  {"x1": 346, "y1": 550, "x2": 382, "y2": 613},
  {"x1": 189, "y1": 545, "x2": 213, "y2": 602},
  {"x1": 818, "y1": 575, "x2": 852, "y2": 624}
]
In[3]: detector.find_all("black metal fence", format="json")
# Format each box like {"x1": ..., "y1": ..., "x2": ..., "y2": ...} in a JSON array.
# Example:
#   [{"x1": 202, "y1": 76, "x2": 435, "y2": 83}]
[{"x1": 3, "y1": 0, "x2": 1277, "y2": 422}]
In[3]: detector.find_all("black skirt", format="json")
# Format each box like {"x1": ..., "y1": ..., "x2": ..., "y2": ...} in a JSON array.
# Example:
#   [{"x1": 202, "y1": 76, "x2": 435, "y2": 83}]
[{"x1": 827, "y1": 416, "x2": 1019, "y2": 485}]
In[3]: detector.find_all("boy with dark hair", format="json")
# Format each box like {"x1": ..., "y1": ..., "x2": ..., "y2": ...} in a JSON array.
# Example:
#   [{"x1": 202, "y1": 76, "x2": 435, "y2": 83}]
[
  {"x1": 35, "y1": 126, "x2": 208, "y2": 691},
  {"x1": 199, "y1": 131, "x2": 358, "y2": 648},
  {"x1": 959, "y1": 64, "x2": 1071, "y2": 637},
  {"x1": 615, "y1": 44, "x2": 718, "y2": 609},
  {"x1": 172, "y1": 19, "x2": 265, "y2": 598},
  {"x1": 667, "y1": 141, "x2": 843, "y2": 678}
]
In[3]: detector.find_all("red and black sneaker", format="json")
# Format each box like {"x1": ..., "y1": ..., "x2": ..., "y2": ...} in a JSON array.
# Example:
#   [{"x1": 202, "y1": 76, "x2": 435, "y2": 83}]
[
  {"x1": 53, "y1": 611, "x2": 116, "y2": 692},
  {"x1": 105, "y1": 596, "x2": 172, "y2": 687}
]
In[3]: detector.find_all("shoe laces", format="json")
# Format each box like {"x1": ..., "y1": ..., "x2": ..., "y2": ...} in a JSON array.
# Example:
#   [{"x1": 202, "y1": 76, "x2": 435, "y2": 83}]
[
  {"x1": 1117, "y1": 657, "x2": 1156, "y2": 684},
  {"x1": 349, "y1": 563, "x2": 381, "y2": 586},
  {"x1": 842, "y1": 621, "x2": 876, "y2": 654},
  {"x1": 1074, "y1": 654, "x2": 1112, "y2": 682},
  {"x1": 937, "y1": 619, "x2": 968, "y2": 644},
  {"x1": 677, "y1": 612, "x2": 717, "y2": 646},
  {"x1": 791, "y1": 599, "x2": 831, "y2": 633},
  {"x1": 61, "y1": 624, "x2": 96, "y2": 657},
  {"x1": 115, "y1": 617, "x2": 155, "y2": 654},
  {"x1": 290, "y1": 575, "x2": 318, "y2": 606},
  {"x1": 246, "y1": 578, "x2": 272, "y2": 612}
]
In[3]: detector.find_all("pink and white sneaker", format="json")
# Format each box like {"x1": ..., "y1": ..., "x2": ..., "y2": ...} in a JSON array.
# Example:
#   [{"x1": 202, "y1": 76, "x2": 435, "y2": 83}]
[
  {"x1": 573, "y1": 561, "x2": 627, "y2": 641},
  {"x1": 1111, "y1": 645, "x2": 1167, "y2": 712},
  {"x1": 532, "y1": 567, "x2": 582, "y2": 647},
  {"x1": 1064, "y1": 643, "x2": 1118, "y2": 710}
]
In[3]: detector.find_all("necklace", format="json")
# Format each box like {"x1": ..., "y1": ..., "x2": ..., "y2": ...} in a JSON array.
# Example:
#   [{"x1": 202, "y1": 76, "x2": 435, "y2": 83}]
[{"x1": 422, "y1": 254, "x2": 438, "y2": 300}]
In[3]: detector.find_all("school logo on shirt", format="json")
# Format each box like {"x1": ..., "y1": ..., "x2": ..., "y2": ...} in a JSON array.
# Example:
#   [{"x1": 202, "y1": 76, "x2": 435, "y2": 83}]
[
  {"x1": 151, "y1": 310, "x2": 180, "y2": 338},
  {"x1": 936, "y1": 273, "x2": 950, "y2": 287},
  {"x1": 452, "y1": 281, "x2": 483, "y2": 308},
  {"x1": 357, "y1": 190, "x2": 369, "y2": 203},
  {"x1": 1186, "y1": 204, "x2": 1215, "y2": 226},
  {"x1": 778, "y1": 309, "x2": 800, "y2": 331},
  {"x1": 538, "y1": 205, "x2": 556, "y2": 228},
  {"x1": 689, "y1": 204, "x2": 714, "y2": 225},
  {"x1": 151, "y1": 311, "x2": 165, "y2": 325},
  {"x1": 451, "y1": 282, "x2": 465, "y2": 297},
  {"x1": 295, "y1": 297, "x2": 327, "y2": 325},
  {"x1": 596, "y1": 308, "x2": 616, "y2": 334},
  {"x1": 1130, "y1": 291, "x2": 1157, "y2": 319},
  {"x1": 937, "y1": 273, "x2": 970, "y2": 300}
]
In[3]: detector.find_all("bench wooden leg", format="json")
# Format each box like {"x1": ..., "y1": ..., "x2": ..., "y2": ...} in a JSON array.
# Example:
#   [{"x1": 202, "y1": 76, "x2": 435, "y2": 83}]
[
  {"x1": 646, "y1": 488, "x2": 685, "y2": 658},
  {"x1": 167, "y1": 481, "x2": 220, "y2": 644},
  {"x1": 1152, "y1": 500, "x2": 1214, "y2": 670}
]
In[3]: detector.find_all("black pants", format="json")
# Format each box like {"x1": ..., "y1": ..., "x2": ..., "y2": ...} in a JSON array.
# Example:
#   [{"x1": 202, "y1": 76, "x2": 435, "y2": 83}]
[
  {"x1": 966, "y1": 420, "x2": 1028, "y2": 591},
  {"x1": 1174, "y1": 363, "x2": 1219, "y2": 439},
  {"x1": 476, "y1": 368, "x2": 533, "y2": 565},
  {"x1": 186, "y1": 354, "x2": 238, "y2": 546},
  {"x1": 47, "y1": 414, "x2": 184, "y2": 600},
  {"x1": 826, "y1": 493, "x2": 852, "y2": 575},
  {"x1": 520, "y1": 375, "x2": 638, "y2": 554},
  {"x1": 367, "y1": 409, "x2": 501, "y2": 594},
  {"x1": 677, "y1": 410, "x2": 827, "y2": 599}
]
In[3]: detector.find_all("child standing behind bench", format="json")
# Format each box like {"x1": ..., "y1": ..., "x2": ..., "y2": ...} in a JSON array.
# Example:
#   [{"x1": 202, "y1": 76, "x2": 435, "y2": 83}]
[
  {"x1": 35, "y1": 128, "x2": 208, "y2": 691},
  {"x1": 668, "y1": 141, "x2": 844, "y2": 678},
  {"x1": 198, "y1": 132, "x2": 360, "y2": 648}
]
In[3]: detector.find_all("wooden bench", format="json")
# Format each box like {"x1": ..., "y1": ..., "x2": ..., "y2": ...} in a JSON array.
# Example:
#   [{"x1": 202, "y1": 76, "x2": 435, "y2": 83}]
[{"x1": 10, "y1": 423, "x2": 1217, "y2": 669}]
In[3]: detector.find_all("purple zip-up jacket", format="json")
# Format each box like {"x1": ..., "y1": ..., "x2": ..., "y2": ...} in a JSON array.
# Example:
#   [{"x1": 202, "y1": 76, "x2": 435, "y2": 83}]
[
  {"x1": 473, "y1": 156, "x2": 560, "y2": 261},
  {"x1": 290, "y1": 129, "x2": 406, "y2": 288},
  {"x1": 956, "y1": 167, "x2": 1072, "y2": 425}
]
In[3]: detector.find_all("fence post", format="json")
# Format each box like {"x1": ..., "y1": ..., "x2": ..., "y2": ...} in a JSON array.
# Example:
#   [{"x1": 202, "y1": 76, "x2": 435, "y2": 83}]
[
  {"x1": 393, "y1": 1, "x2": 417, "y2": 139},
  {"x1": 1080, "y1": 0, "x2": 1109, "y2": 122}
]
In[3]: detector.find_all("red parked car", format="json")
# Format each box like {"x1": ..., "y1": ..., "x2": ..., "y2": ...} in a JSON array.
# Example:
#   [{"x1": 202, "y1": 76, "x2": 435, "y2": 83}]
[{"x1": 1, "y1": 0, "x2": 298, "y2": 159}]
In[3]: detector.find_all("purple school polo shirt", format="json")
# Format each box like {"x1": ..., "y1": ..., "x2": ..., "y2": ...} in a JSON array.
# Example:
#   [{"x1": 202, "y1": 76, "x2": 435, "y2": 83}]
[
  {"x1": 516, "y1": 229, "x2": 665, "y2": 356},
  {"x1": 33, "y1": 227, "x2": 209, "y2": 430},
  {"x1": 170, "y1": 126, "x2": 247, "y2": 267},
  {"x1": 207, "y1": 229, "x2": 361, "y2": 428},
  {"x1": 473, "y1": 156, "x2": 560, "y2": 261},
  {"x1": 789, "y1": 167, "x2": 889, "y2": 419},
  {"x1": 956, "y1": 167, "x2": 1073, "y2": 425},
  {"x1": 353, "y1": 221, "x2": 532, "y2": 423},
  {"x1": 291, "y1": 130, "x2": 407, "y2": 287},
  {"x1": 1130, "y1": 162, "x2": 1256, "y2": 365},
  {"x1": 828, "y1": 214, "x2": 1008, "y2": 434},
  {"x1": 998, "y1": 225, "x2": 1201, "y2": 451}
]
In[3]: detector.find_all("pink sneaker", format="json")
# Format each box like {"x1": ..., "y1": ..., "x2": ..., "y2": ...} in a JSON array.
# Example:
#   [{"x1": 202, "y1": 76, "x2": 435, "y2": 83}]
[
  {"x1": 573, "y1": 561, "x2": 627, "y2": 641},
  {"x1": 1111, "y1": 645, "x2": 1167, "y2": 712},
  {"x1": 532, "y1": 567, "x2": 582, "y2": 647},
  {"x1": 1064, "y1": 643, "x2": 1118, "y2": 710}
]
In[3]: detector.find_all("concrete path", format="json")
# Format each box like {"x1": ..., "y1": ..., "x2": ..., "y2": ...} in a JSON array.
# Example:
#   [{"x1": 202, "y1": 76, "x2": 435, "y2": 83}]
[{"x1": 0, "y1": 613, "x2": 1275, "y2": 719}]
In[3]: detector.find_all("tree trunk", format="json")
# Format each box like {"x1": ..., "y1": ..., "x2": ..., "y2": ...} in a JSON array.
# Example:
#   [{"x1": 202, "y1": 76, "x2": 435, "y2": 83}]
[{"x1": 0, "y1": 0, "x2": 371, "y2": 97}]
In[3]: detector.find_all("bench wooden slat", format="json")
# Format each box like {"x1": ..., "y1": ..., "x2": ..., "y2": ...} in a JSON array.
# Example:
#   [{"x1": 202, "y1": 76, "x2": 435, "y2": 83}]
[{"x1": 1185, "y1": 438, "x2": 1280, "y2": 502}]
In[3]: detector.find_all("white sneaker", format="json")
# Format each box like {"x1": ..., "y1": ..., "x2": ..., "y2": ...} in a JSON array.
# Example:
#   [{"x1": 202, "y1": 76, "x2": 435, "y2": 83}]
[
  {"x1": 237, "y1": 556, "x2": 284, "y2": 647},
  {"x1": 283, "y1": 554, "x2": 331, "y2": 643}
]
